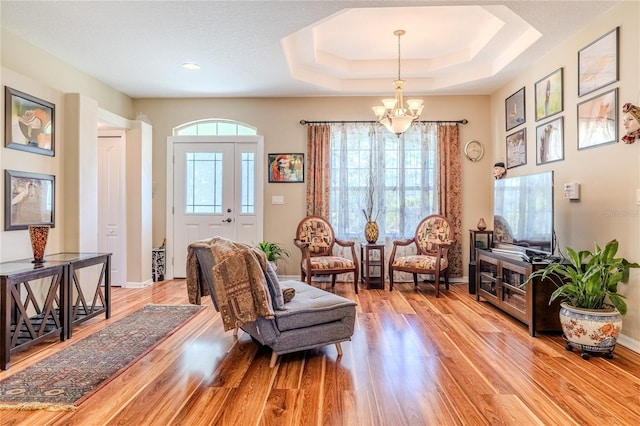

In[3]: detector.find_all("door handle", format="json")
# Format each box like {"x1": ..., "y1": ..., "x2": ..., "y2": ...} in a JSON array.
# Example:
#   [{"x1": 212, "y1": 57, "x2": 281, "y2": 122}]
[{"x1": 222, "y1": 218, "x2": 232, "y2": 223}]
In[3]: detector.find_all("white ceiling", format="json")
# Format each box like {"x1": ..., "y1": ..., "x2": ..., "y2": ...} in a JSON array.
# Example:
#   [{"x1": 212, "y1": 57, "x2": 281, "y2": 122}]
[{"x1": 0, "y1": 0, "x2": 619, "y2": 98}]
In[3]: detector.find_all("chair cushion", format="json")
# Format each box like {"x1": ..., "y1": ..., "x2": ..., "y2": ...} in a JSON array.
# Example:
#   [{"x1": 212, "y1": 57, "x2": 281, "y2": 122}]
[
  {"x1": 297, "y1": 217, "x2": 333, "y2": 255},
  {"x1": 392, "y1": 255, "x2": 448, "y2": 270},
  {"x1": 274, "y1": 280, "x2": 356, "y2": 332},
  {"x1": 304, "y1": 256, "x2": 355, "y2": 271}
]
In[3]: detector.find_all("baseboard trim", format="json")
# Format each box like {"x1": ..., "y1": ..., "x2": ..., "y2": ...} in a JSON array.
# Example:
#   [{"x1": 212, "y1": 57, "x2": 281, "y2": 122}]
[
  {"x1": 617, "y1": 334, "x2": 640, "y2": 354},
  {"x1": 123, "y1": 279, "x2": 154, "y2": 289}
]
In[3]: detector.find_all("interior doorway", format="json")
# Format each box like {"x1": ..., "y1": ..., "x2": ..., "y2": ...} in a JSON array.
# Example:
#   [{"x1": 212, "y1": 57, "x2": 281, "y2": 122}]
[{"x1": 98, "y1": 130, "x2": 127, "y2": 286}]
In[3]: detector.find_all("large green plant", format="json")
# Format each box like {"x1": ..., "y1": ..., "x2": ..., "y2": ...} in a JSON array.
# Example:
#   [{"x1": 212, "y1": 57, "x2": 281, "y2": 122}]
[
  {"x1": 256, "y1": 241, "x2": 290, "y2": 263},
  {"x1": 527, "y1": 239, "x2": 639, "y2": 315}
]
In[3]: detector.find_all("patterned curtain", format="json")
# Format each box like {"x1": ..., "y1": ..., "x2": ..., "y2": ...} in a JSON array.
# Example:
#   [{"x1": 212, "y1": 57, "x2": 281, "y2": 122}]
[
  {"x1": 437, "y1": 124, "x2": 462, "y2": 277},
  {"x1": 305, "y1": 124, "x2": 331, "y2": 217}
]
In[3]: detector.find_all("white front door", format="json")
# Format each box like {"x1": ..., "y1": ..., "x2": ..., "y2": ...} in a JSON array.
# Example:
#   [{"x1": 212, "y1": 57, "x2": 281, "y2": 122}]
[
  {"x1": 98, "y1": 131, "x2": 127, "y2": 286},
  {"x1": 168, "y1": 136, "x2": 263, "y2": 278}
]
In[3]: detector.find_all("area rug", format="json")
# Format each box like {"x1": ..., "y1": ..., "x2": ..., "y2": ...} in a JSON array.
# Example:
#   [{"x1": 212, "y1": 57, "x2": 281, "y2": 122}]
[{"x1": 0, "y1": 304, "x2": 203, "y2": 411}]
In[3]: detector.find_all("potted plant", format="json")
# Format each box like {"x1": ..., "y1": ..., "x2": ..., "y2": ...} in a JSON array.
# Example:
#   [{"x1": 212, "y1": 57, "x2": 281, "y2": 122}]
[
  {"x1": 256, "y1": 241, "x2": 290, "y2": 271},
  {"x1": 527, "y1": 239, "x2": 639, "y2": 359}
]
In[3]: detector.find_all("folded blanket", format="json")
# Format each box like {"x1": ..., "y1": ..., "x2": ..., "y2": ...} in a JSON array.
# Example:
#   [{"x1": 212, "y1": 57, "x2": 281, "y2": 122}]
[{"x1": 186, "y1": 237, "x2": 275, "y2": 331}]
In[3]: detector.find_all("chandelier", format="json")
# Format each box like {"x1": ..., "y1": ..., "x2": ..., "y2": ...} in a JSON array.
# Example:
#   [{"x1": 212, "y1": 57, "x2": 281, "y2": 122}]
[{"x1": 372, "y1": 30, "x2": 424, "y2": 136}]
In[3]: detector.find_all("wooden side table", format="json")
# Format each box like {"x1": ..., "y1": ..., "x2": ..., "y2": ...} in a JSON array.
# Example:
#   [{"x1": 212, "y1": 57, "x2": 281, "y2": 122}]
[{"x1": 360, "y1": 243, "x2": 385, "y2": 290}]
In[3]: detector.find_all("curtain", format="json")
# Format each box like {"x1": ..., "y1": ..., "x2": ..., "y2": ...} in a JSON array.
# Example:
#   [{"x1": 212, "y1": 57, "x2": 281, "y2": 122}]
[
  {"x1": 438, "y1": 124, "x2": 462, "y2": 277},
  {"x1": 305, "y1": 124, "x2": 331, "y2": 217}
]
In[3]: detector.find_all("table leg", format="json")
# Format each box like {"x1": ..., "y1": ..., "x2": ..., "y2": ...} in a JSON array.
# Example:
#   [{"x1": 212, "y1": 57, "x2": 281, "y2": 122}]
[{"x1": 1, "y1": 280, "x2": 10, "y2": 370}]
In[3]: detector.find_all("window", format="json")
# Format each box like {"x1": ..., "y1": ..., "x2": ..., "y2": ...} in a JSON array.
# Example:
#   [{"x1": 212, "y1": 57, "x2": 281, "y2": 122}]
[
  {"x1": 174, "y1": 119, "x2": 257, "y2": 136},
  {"x1": 329, "y1": 123, "x2": 438, "y2": 240},
  {"x1": 184, "y1": 152, "x2": 222, "y2": 214}
]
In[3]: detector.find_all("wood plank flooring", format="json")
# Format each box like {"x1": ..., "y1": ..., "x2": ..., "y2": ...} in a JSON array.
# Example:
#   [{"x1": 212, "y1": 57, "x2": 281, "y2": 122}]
[{"x1": 2, "y1": 279, "x2": 640, "y2": 425}]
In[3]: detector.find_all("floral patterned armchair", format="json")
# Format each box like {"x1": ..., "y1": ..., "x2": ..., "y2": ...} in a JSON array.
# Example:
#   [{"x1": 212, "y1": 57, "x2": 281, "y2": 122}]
[
  {"x1": 388, "y1": 214, "x2": 454, "y2": 297},
  {"x1": 294, "y1": 215, "x2": 359, "y2": 294}
]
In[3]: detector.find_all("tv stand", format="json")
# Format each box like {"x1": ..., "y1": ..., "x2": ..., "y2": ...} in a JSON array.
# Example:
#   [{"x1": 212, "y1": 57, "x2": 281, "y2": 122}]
[{"x1": 475, "y1": 249, "x2": 561, "y2": 336}]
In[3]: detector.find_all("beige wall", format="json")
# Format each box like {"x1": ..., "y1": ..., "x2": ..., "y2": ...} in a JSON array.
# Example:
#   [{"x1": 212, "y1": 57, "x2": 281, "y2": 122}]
[
  {"x1": 133, "y1": 95, "x2": 493, "y2": 277},
  {"x1": 490, "y1": 1, "x2": 640, "y2": 346}
]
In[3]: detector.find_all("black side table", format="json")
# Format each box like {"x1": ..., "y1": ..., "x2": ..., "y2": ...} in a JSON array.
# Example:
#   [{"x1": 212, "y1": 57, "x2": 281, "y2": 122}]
[{"x1": 360, "y1": 243, "x2": 385, "y2": 290}]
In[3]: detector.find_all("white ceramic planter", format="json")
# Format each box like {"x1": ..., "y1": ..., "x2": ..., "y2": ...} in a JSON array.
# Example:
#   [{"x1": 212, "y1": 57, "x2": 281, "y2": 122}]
[{"x1": 559, "y1": 302, "x2": 622, "y2": 359}]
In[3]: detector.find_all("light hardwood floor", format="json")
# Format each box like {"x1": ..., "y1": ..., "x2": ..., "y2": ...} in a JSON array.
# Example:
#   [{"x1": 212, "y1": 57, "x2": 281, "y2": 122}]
[{"x1": 2, "y1": 279, "x2": 640, "y2": 425}]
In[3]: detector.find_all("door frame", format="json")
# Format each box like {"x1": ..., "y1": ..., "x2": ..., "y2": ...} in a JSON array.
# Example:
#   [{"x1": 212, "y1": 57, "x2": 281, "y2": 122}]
[{"x1": 165, "y1": 135, "x2": 264, "y2": 280}]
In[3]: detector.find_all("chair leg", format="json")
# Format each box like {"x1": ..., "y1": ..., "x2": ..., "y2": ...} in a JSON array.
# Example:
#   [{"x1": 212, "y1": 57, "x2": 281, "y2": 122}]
[
  {"x1": 335, "y1": 342, "x2": 343, "y2": 356},
  {"x1": 413, "y1": 273, "x2": 418, "y2": 287},
  {"x1": 389, "y1": 270, "x2": 394, "y2": 291},
  {"x1": 435, "y1": 270, "x2": 441, "y2": 298},
  {"x1": 353, "y1": 274, "x2": 358, "y2": 294},
  {"x1": 331, "y1": 274, "x2": 337, "y2": 288},
  {"x1": 269, "y1": 351, "x2": 278, "y2": 368},
  {"x1": 445, "y1": 270, "x2": 450, "y2": 290},
  {"x1": 233, "y1": 328, "x2": 239, "y2": 337}
]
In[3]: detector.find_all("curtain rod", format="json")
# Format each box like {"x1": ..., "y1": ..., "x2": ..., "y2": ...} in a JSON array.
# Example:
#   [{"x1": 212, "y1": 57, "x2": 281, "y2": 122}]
[{"x1": 299, "y1": 119, "x2": 468, "y2": 125}]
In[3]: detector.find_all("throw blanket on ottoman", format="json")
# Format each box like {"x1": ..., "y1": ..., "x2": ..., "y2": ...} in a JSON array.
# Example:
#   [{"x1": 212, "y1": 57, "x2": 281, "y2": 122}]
[{"x1": 187, "y1": 237, "x2": 274, "y2": 331}]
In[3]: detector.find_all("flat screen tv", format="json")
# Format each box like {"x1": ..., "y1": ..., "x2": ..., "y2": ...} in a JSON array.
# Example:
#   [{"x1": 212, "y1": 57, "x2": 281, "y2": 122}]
[{"x1": 493, "y1": 171, "x2": 554, "y2": 256}]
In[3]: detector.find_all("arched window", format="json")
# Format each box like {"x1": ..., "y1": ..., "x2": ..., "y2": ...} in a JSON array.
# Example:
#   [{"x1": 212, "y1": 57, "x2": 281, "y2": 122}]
[{"x1": 173, "y1": 119, "x2": 257, "y2": 136}]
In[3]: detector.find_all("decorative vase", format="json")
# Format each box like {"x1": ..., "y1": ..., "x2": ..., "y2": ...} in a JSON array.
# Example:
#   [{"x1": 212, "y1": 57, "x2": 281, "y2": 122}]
[
  {"x1": 477, "y1": 218, "x2": 487, "y2": 231},
  {"x1": 29, "y1": 225, "x2": 50, "y2": 263},
  {"x1": 365, "y1": 221, "x2": 379, "y2": 243},
  {"x1": 559, "y1": 302, "x2": 622, "y2": 359}
]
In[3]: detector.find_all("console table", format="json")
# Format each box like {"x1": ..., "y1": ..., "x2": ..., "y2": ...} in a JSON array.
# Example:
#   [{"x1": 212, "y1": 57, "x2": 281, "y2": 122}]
[
  {"x1": 0, "y1": 252, "x2": 111, "y2": 369},
  {"x1": 475, "y1": 249, "x2": 561, "y2": 336}
]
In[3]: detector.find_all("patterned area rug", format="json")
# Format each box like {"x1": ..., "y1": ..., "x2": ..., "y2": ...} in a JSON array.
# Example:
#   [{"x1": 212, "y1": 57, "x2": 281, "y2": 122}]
[{"x1": 0, "y1": 304, "x2": 202, "y2": 411}]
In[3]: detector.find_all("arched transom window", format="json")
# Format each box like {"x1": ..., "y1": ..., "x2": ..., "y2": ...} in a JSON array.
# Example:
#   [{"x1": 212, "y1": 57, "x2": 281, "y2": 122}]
[{"x1": 173, "y1": 119, "x2": 257, "y2": 136}]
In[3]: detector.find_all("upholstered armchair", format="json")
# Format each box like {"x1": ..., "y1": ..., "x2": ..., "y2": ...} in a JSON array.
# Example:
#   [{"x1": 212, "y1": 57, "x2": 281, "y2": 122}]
[
  {"x1": 388, "y1": 214, "x2": 454, "y2": 297},
  {"x1": 294, "y1": 215, "x2": 359, "y2": 294}
]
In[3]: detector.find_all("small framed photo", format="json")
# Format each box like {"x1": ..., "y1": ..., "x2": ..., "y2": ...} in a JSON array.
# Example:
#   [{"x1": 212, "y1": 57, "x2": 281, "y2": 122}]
[
  {"x1": 577, "y1": 88, "x2": 618, "y2": 150},
  {"x1": 4, "y1": 86, "x2": 55, "y2": 156},
  {"x1": 535, "y1": 68, "x2": 563, "y2": 121},
  {"x1": 506, "y1": 129, "x2": 527, "y2": 169},
  {"x1": 536, "y1": 117, "x2": 564, "y2": 165},
  {"x1": 268, "y1": 153, "x2": 304, "y2": 183},
  {"x1": 5, "y1": 170, "x2": 55, "y2": 231},
  {"x1": 505, "y1": 87, "x2": 526, "y2": 131},
  {"x1": 578, "y1": 27, "x2": 619, "y2": 97}
]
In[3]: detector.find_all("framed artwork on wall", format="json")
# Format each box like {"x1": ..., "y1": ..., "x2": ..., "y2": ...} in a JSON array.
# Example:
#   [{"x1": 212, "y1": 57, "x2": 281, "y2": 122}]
[
  {"x1": 534, "y1": 68, "x2": 563, "y2": 121},
  {"x1": 577, "y1": 88, "x2": 618, "y2": 150},
  {"x1": 536, "y1": 117, "x2": 564, "y2": 165},
  {"x1": 506, "y1": 129, "x2": 527, "y2": 169},
  {"x1": 4, "y1": 86, "x2": 55, "y2": 157},
  {"x1": 578, "y1": 27, "x2": 619, "y2": 97},
  {"x1": 505, "y1": 87, "x2": 526, "y2": 131},
  {"x1": 268, "y1": 153, "x2": 305, "y2": 183},
  {"x1": 4, "y1": 169, "x2": 55, "y2": 231}
]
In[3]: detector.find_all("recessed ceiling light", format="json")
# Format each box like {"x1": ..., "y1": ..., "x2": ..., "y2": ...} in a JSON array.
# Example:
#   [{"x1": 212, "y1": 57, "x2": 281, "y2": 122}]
[{"x1": 182, "y1": 62, "x2": 201, "y2": 70}]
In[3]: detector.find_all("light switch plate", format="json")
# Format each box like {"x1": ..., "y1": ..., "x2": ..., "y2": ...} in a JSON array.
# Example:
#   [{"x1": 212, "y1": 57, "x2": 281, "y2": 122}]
[{"x1": 272, "y1": 195, "x2": 284, "y2": 205}]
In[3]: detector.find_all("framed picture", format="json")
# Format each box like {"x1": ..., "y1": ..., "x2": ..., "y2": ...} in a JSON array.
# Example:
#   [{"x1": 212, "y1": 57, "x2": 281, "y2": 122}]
[
  {"x1": 577, "y1": 88, "x2": 618, "y2": 150},
  {"x1": 5, "y1": 170, "x2": 55, "y2": 231},
  {"x1": 535, "y1": 68, "x2": 563, "y2": 121},
  {"x1": 4, "y1": 86, "x2": 55, "y2": 156},
  {"x1": 506, "y1": 129, "x2": 527, "y2": 169},
  {"x1": 578, "y1": 27, "x2": 619, "y2": 97},
  {"x1": 268, "y1": 153, "x2": 304, "y2": 183},
  {"x1": 536, "y1": 117, "x2": 564, "y2": 165},
  {"x1": 505, "y1": 87, "x2": 526, "y2": 131}
]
